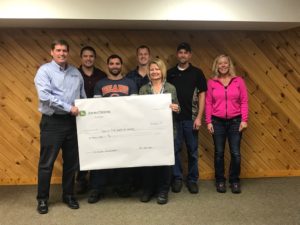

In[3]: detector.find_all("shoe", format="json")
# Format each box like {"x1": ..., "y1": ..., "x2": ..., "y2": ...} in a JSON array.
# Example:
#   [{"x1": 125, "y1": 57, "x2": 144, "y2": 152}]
[
  {"x1": 171, "y1": 180, "x2": 183, "y2": 193},
  {"x1": 216, "y1": 182, "x2": 226, "y2": 193},
  {"x1": 140, "y1": 191, "x2": 153, "y2": 203},
  {"x1": 62, "y1": 196, "x2": 80, "y2": 209},
  {"x1": 230, "y1": 183, "x2": 241, "y2": 194},
  {"x1": 157, "y1": 192, "x2": 168, "y2": 205},
  {"x1": 76, "y1": 181, "x2": 88, "y2": 195},
  {"x1": 37, "y1": 200, "x2": 48, "y2": 214},
  {"x1": 88, "y1": 190, "x2": 103, "y2": 204},
  {"x1": 186, "y1": 182, "x2": 199, "y2": 194}
]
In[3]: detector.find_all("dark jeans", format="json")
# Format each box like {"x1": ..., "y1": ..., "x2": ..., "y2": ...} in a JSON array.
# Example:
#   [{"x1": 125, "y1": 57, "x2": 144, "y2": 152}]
[
  {"x1": 212, "y1": 116, "x2": 242, "y2": 184},
  {"x1": 173, "y1": 120, "x2": 199, "y2": 183},
  {"x1": 37, "y1": 114, "x2": 79, "y2": 200},
  {"x1": 90, "y1": 168, "x2": 133, "y2": 193},
  {"x1": 76, "y1": 170, "x2": 88, "y2": 184},
  {"x1": 141, "y1": 166, "x2": 172, "y2": 194}
]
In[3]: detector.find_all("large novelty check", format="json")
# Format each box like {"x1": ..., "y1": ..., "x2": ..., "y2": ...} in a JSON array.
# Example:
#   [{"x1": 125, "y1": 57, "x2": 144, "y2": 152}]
[{"x1": 75, "y1": 94, "x2": 174, "y2": 170}]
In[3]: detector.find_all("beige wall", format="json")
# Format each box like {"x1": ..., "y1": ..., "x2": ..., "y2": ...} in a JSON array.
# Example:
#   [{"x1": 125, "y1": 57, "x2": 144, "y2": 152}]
[{"x1": 0, "y1": 0, "x2": 300, "y2": 22}]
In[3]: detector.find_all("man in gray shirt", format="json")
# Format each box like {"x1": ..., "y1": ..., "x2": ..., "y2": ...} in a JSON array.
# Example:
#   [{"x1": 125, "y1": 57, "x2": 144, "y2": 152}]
[{"x1": 34, "y1": 39, "x2": 86, "y2": 214}]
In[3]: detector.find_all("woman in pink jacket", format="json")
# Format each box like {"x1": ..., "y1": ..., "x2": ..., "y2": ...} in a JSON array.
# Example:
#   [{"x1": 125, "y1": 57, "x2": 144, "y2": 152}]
[{"x1": 206, "y1": 54, "x2": 248, "y2": 194}]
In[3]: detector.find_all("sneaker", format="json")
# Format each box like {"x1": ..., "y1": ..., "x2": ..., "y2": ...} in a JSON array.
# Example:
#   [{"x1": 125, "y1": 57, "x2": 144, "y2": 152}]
[
  {"x1": 37, "y1": 200, "x2": 48, "y2": 214},
  {"x1": 216, "y1": 182, "x2": 226, "y2": 193},
  {"x1": 230, "y1": 183, "x2": 241, "y2": 194},
  {"x1": 157, "y1": 192, "x2": 168, "y2": 205},
  {"x1": 88, "y1": 190, "x2": 103, "y2": 203},
  {"x1": 186, "y1": 182, "x2": 199, "y2": 194},
  {"x1": 171, "y1": 180, "x2": 183, "y2": 193}
]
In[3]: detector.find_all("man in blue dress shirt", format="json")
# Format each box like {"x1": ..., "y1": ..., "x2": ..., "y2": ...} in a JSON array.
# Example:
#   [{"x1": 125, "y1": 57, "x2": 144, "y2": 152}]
[{"x1": 34, "y1": 39, "x2": 86, "y2": 214}]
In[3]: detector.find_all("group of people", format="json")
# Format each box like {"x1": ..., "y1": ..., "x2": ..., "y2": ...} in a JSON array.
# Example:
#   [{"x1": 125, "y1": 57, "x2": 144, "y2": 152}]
[{"x1": 34, "y1": 40, "x2": 248, "y2": 214}]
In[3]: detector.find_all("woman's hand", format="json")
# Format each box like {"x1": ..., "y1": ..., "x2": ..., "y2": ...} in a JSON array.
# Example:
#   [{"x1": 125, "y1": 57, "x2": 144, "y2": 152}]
[
  {"x1": 239, "y1": 121, "x2": 247, "y2": 132},
  {"x1": 170, "y1": 103, "x2": 180, "y2": 113},
  {"x1": 207, "y1": 123, "x2": 214, "y2": 134}
]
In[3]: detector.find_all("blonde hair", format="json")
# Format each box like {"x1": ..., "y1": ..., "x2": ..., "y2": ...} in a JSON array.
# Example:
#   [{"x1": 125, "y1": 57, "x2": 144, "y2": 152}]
[
  {"x1": 211, "y1": 54, "x2": 236, "y2": 77},
  {"x1": 148, "y1": 58, "x2": 167, "y2": 81}
]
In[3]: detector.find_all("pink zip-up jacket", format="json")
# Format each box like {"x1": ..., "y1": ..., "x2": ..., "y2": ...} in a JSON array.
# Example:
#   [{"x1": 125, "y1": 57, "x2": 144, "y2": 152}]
[{"x1": 205, "y1": 76, "x2": 248, "y2": 124}]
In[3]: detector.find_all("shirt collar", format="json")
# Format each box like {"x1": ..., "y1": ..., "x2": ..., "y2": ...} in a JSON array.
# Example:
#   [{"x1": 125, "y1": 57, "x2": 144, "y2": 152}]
[{"x1": 51, "y1": 60, "x2": 68, "y2": 71}]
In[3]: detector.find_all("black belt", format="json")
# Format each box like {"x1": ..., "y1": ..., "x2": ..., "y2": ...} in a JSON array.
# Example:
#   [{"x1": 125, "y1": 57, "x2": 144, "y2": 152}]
[
  {"x1": 212, "y1": 115, "x2": 241, "y2": 122},
  {"x1": 43, "y1": 113, "x2": 74, "y2": 119}
]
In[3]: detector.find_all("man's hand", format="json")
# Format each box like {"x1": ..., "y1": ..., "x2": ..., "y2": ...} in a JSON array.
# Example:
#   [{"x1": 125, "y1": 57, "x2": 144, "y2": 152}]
[
  {"x1": 193, "y1": 116, "x2": 202, "y2": 130},
  {"x1": 70, "y1": 106, "x2": 79, "y2": 116}
]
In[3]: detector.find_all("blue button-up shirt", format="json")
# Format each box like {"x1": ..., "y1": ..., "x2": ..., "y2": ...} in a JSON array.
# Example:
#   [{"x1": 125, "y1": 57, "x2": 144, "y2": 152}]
[{"x1": 34, "y1": 60, "x2": 86, "y2": 115}]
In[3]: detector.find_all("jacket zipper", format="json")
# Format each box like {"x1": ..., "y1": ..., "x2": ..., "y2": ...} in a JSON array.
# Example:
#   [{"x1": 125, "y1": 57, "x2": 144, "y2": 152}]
[{"x1": 225, "y1": 86, "x2": 228, "y2": 119}]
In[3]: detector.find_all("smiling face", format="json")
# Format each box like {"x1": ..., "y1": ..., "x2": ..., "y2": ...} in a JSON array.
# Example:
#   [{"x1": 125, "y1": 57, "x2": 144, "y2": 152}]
[
  {"x1": 137, "y1": 48, "x2": 150, "y2": 66},
  {"x1": 108, "y1": 57, "x2": 122, "y2": 76},
  {"x1": 217, "y1": 56, "x2": 230, "y2": 76},
  {"x1": 50, "y1": 44, "x2": 69, "y2": 67},
  {"x1": 149, "y1": 63, "x2": 162, "y2": 81},
  {"x1": 81, "y1": 49, "x2": 95, "y2": 68},
  {"x1": 177, "y1": 49, "x2": 192, "y2": 65}
]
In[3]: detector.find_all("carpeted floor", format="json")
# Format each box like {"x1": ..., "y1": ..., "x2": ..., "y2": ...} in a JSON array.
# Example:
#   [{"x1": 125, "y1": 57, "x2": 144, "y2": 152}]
[{"x1": 0, "y1": 177, "x2": 299, "y2": 225}]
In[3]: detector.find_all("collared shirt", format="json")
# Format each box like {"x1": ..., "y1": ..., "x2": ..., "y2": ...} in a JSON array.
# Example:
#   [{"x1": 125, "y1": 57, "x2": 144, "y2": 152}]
[
  {"x1": 126, "y1": 67, "x2": 149, "y2": 91},
  {"x1": 78, "y1": 66, "x2": 106, "y2": 98},
  {"x1": 34, "y1": 60, "x2": 86, "y2": 115}
]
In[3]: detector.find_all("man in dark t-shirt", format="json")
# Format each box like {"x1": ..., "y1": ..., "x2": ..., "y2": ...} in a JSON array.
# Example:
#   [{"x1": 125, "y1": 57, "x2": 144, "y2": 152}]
[
  {"x1": 126, "y1": 45, "x2": 150, "y2": 91},
  {"x1": 78, "y1": 46, "x2": 106, "y2": 98},
  {"x1": 76, "y1": 46, "x2": 106, "y2": 194},
  {"x1": 88, "y1": 54, "x2": 137, "y2": 204},
  {"x1": 167, "y1": 42, "x2": 207, "y2": 194}
]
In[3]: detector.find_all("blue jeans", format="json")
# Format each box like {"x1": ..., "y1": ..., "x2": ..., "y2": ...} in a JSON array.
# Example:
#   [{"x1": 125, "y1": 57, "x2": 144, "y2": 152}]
[
  {"x1": 212, "y1": 116, "x2": 242, "y2": 184},
  {"x1": 173, "y1": 120, "x2": 199, "y2": 183}
]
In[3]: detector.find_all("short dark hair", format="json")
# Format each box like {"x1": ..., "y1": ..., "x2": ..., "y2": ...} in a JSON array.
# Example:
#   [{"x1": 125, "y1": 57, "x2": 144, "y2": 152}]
[
  {"x1": 177, "y1": 42, "x2": 192, "y2": 52},
  {"x1": 51, "y1": 39, "x2": 69, "y2": 51},
  {"x1": 80, "y1": 46, "x2": 96, "y2": 57},
  {"x1": 136, "y1": 45, "x2": 150, "y2": 55},
  {"x1": 107, "y1": 54, "x2": 123, "y2": 64}
]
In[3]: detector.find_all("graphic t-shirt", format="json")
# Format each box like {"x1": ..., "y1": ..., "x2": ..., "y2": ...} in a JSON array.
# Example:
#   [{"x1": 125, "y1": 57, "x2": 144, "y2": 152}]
[{"x1": 93, "y1": 77, "x2": 137, "y2": 97}]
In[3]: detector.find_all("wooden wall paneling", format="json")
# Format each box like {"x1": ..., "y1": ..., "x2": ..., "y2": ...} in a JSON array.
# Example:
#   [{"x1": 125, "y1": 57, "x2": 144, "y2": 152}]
[
  {"x1": 0, "y1": 28, "x2": 299, "y2": 184},
  {"x1": 280, "y1": 29, "x2": 300, "y2": 56},
  {"x1": 235, "y1": 32, "x2": 300, "y2": 117},
  {"x1": 267, "y1": 31, "x2": 300, "y2": 72},
  {"x1": 0, "y1": 68, "x2": 39, "y2": 132},
  {"x1": 248, "y1": 73, "x2": 300, "y2": 143},
  {"x1": 250, "y1": 33, "x2": 300, "y2": 90}
]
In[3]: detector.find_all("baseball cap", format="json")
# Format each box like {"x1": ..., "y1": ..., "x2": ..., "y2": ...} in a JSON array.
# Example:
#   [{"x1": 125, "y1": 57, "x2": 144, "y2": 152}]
[{"x1": 177, "y1": 42, "x2": 192, "y2": 52}]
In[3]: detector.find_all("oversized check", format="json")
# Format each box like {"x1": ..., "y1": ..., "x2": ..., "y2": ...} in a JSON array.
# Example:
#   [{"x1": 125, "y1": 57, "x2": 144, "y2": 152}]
[{"x1": 75, "y1": 94, "x2": 174, "y2": 170}]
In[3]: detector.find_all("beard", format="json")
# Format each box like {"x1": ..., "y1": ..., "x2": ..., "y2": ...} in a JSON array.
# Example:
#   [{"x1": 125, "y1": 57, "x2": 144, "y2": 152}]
[
  {"x1": 178, "y1": 57, "x2": 188, "y2": 64},
  {"x1": 109, "y1": 68, "x2": 121, "y2": 76}
]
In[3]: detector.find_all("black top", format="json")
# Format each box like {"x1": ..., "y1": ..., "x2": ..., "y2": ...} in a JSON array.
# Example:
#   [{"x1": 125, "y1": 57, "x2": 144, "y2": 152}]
[
  {"x1": 94, "y1": 77, "x2": 138, "y2": 97},
  {"x1": 78, "y1": 66, "x2": 106, "y2": 98},
  {"x1": 167, "y1": 64, "x2": 207, "y2": 120},
  {"x1": 126, "y1": 67, "x2": 149, "y2": 91}
]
